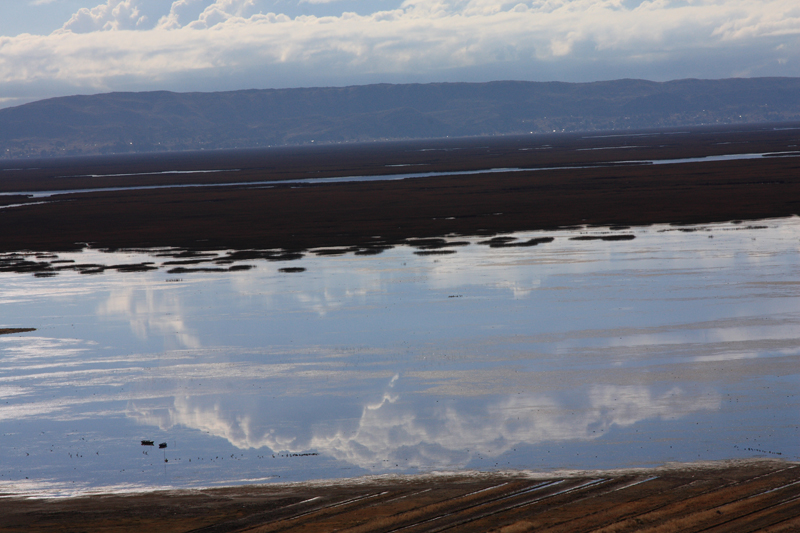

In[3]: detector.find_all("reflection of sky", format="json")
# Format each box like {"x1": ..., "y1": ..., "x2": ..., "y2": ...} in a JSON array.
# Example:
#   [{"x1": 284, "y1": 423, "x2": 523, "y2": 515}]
[{"x1": 1, "y1": 219, "x2": 799, "y2": 495}]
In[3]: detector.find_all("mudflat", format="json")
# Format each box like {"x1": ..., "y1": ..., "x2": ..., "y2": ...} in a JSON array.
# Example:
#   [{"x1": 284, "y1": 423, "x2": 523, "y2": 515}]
[
  {"x1": 0, "y1": 328, "x2": 36, "y2": 335},
  {"x1": 1, "y1": 124, "x2": 800, "y2": 253}
]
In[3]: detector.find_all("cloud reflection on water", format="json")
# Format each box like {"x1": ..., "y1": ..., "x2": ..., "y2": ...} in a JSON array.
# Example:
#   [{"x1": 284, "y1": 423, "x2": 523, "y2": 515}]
[
  {"x1": 1, "y1": 219, "x2": 799, "y2": 494},
  {"x1": 128, "y1": 373, "x2": 719, "y2": 471},
  {"x1": 97, "y1": 284, "x2": 201, "y2": 349}
]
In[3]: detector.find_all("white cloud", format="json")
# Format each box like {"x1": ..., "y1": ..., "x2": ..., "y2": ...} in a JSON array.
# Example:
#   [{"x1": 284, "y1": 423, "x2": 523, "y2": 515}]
[
  {"x1": 60, "y1": 0, "x2": 151, "y2": 33},
  {"x1": 1, "y1": 0, "x2": 799, "y2": 107},
  {"x1": 157, "y1": 0, "x2": 260, "y2": 29},
  {"x1": 157, "y1": 0, "x2": 209, "y2": 30}
]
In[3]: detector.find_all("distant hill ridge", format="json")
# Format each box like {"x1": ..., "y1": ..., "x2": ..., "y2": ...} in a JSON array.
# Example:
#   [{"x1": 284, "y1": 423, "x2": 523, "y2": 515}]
[{"x1": 2, "y1": 78, "x2": 800, "y2": 158}]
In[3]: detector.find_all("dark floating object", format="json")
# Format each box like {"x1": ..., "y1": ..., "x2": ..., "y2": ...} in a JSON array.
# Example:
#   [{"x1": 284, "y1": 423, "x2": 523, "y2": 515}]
[
  {"x1": 141, "y1": 440, "x2": 154, "y2": 446},
  {"x1": 159, "y1": 442, "x2": 167, "y2": 449},
  {"x1": 570, "y1": 234, "x2": 636, "y2": 241},
  {"x1": 279, "y1": 267, "x2": 306, "y2": 273}
]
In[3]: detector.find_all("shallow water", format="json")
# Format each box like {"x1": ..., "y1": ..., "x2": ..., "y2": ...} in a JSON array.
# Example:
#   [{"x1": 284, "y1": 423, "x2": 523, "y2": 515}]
[{"x1": 1, "y1": 220, "x2": 798, "y2": 496}]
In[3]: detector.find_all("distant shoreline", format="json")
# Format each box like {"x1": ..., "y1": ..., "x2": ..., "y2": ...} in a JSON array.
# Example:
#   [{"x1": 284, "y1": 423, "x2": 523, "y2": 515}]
[{"x1": 2, "y1": 78, "x2": 800, "y2": 159}]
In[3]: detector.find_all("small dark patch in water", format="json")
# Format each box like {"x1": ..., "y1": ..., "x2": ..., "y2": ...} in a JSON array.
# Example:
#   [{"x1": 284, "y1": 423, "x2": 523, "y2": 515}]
[
  {"x1": 0, "y1": 258, "x2": 54, "y2": 273},
  {"x1": 110, "y1": 263, "x2": 158, "y2": 273},
  {"x1": 267, "y1": 253, "x2": 305, "y2": 262},
  {"x1": 406, "y1": 238, "x2": 447, "y2": 246},
  {"x1": 59, "y1": 263, "x2": 105, "y2": 271},
  {"x1": 313, "y1": 247, "x2": 360, "y2": 256},
  {"x1": 279, "y1": 267, "x2": 306, "y2": 273},
  {"x1": 570, "y1": 234, "x2": 636, "y2": 241},
  {"x1": 414, "y1": 250, "x2": 457, "y2": 255},
  {"x1": 34, "y1": 272, "x2": 59, "y2": 277},
  {"x1": 478, "y1": 236, "x2": 517, "y2": 246},
  {"x1": 0, "y1": 328, "x2": 36, "y2": 335},
  {"x1": 162, "y1": 259, "x2": 214, "y2": 266},
  {"x1": 167, "y1": 267, "x2": 227, "y2": 274},
  {"x1": 412, "y1": 240, "x2": 471, "y2": 250},
  {"x1": 489, "y1": 237, "x2": 554, "y2": 248},
  {"x1": 155, "y1": 251, "x2": 218, "y2": 259},
  {"x1": 228, "y1": 264, "x2": 254, "y2": 271}
]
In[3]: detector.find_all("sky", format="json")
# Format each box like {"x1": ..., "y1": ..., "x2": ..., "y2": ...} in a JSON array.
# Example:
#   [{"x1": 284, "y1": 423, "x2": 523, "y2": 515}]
[{"x1": 0, "y1": 0, "x2": 799, "y2": 109}]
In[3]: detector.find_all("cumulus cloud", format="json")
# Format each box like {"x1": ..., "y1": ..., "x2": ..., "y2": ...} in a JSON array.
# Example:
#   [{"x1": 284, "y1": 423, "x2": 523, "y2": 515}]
[
  {"x1": 1, "y1": 0, "x2": 800, "y2": 102},
  {"x1": 60, "y1": 0, "x2": 151, "y2": 33},
  {"x1": 158, "y1": 0, "x2": 261, "y2": 29}
]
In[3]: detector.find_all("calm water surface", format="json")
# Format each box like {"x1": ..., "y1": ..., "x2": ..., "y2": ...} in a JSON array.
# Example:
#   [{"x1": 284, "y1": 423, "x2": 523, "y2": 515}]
[{"x1": 1, "y1": 220, "x2": 798, "y2": 496}]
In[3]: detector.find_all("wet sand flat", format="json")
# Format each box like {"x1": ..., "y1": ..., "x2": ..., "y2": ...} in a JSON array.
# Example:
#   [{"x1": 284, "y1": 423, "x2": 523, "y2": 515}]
[
  {"x1": 1, "y1": 460, "x2": 798, "y2": 533},
  {"x1": 1, "y1": 124, "x2": 800, "y2": 253}
]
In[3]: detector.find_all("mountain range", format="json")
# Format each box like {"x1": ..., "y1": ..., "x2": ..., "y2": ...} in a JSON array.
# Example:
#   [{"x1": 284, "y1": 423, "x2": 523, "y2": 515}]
[{"x1": 2, "y1": 77, "x2": 800, "y2": 159}]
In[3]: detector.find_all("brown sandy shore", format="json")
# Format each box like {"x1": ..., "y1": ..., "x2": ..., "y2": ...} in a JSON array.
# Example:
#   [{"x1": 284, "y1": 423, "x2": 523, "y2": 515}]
[{"x1": 1, "y1": 460, "x2": 799, "y2": 532}]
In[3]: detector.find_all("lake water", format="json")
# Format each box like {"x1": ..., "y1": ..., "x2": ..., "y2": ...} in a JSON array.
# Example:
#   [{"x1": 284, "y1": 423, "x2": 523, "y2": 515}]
[{"x1": 1, "y1": 219, "x2": 798, "y2": 497}]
